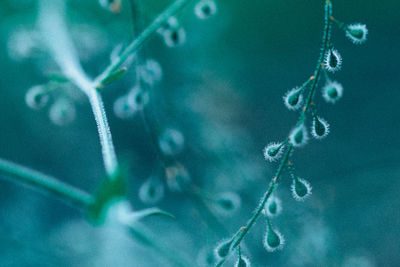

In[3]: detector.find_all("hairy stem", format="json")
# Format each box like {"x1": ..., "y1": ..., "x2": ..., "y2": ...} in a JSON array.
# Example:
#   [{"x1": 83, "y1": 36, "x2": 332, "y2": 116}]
[
  {"x1": 0, "y1": 158, "x2": 92, "y2": 208},
  {"x1": 216, "y1": 1, "x2": 332, "y2": 265},
  {"x1": 94, "y1": 0, "x2": 192, "y2": 87},
  {"x1": 38, "y1": 0, "x2": 119, "y2": 179}
]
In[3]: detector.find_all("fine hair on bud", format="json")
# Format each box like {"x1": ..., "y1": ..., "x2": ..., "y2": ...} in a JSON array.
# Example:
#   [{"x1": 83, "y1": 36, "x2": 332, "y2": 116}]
[
  {"x1": 139, "y1": 59, "x2": 163, "y2": 85},
  {"x1": 25, "y1": 85, "x2": 49, "y2": 110},
  {"x1": 214, "y1": 239, "x2": 233, "y2": 259},
  {"x1": 283, "y1": 87, "x2": 303, "y2": 110},
  {"x1": 291, "y1": 177, "x2": 312, "y2": 201},
  {"x1": 345, "y1": 23, "x2": 368, "y2": 45},
  {"x1": 235, "y1": 255, "x2": 251, "y2": 267},
  {"x1": 163, "y1": 27, "x2": 186, "y2": 47},
  {"x1": 197, "y1": 247, "x2": 217, "y2": 267},
  {"x1": 262, "y1": 196, "x2": 282, "y2": 218},
  {"x1": 322, "y1": 80, "x2": 343, "y2": 103},
  {"x1": 127, "y1": 86, "x2": 149, "y2": 110},
  {"x1": 113, "y1": 94, "x2": 135, "y2": 119},
  {"x1": 195, "y1": 0, "x2": 217, "y2": 20},
  {"x1": 263, "y1": 226, "x2": 285, "y2": 252},
  {"x1": 138, "y1": 176, "x2": 165, "y2": 205},
  {"x1": 158, "y1": 128, "x2": 185, "y2": 156},
  {"x1": 263, "y1": 142, "x2": 285, "y2": 162},
  {"x1": 165, "y1": 163, "x2": 191, "y2": 192},
  {"x1": 324, "y1": 48, "x2": 342, "y2": 72},
  {"x1": 49, "y1": 98, "x2": 76, "y2": 126},
  {"x1": 214, "y1": 192, "x2": 241, "y2": 216},
  {"x1": 289, "y1": 124, "x2": 308, "y2": 147},
  {"x1": 311, "y1": 116, "x2": 330, "y2": 139}
]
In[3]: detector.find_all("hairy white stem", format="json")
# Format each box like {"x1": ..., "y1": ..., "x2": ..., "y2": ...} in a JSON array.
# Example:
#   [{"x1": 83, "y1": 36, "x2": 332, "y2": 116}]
[{"x1": 38, "y1": 0, "x2": 118, "y2": 178}]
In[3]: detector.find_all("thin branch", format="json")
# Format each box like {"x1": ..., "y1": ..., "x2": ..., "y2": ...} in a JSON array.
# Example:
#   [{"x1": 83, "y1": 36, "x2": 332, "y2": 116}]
[
  {"x1": 0, "y1": 158, "x2": 92, "y2": 208},
  {"x1": 94, "y1": 0, "x2": 192, "y2": 87},
  {"x1": 38, "y1": 0, "x2": 119, "y2": 179},
  {"x1": 216, "y1": 1, "x2": 333, "y2": 265}
]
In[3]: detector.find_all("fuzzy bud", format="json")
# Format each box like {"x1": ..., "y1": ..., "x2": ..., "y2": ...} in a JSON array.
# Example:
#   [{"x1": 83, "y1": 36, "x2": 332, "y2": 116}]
[
  {"x1": 322, "y1": 80, "x2": 343, "y2": 103},
  {"x1": 214, "y1": 239, "x2": 233, "y2": 259},
  {"x1": 289, "y1": 124, "x2": 308, "y2": 147},
  {"x1": 263, "y1": 142, "x2": 285, "y2": 162},
  {"x1": 262, "y1": 196, "x2": 282, "y2": 218},
  {"x1": 235, "y1": 255, "x2": 251, "y2": 267},
  {"x1": 283, "y1": 87, "x2": 303, "y2": 110},
  {"x1": 158, "y1": 128, "x2": 185, "y2": 156},
  {"x1": 49, "y1": 98, "x2": 75, "y2": 126},
  {"x1": 25, "y1": 85, "x2": 49, "y2": 110},
  {"x1": 138, "y1": 176, "x2": 164, "y2": 205},
  {"x1": 195, "y1": 0, "x2": 217, "y2": 19},
  {"x1": 214, "y1": 192, "x2": 241, "y2": 216},
  {"x1": 163, "y1": 28, "x2": 186, "y2": 47},
  {"x1": 263, "y1": 226, "x2": 285, "y2": 252},
  {"x1": 311, "y1": 117, "x2": 330, "y2": 139},
  {"x1": 324, "y1": 49, "x2": 342, "y2": 72},
  {"x1": 291, "y1": 177, "x2": 312, "y2": 201},
  {"x1": 345, "y1": 23, "x2": 368, "y2": 45}
]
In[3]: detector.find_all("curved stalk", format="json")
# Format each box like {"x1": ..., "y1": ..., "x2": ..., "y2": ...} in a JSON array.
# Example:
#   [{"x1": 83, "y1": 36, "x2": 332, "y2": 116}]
[{"x1": 0, "y1": 158, "x2": 92, "y2": 208}]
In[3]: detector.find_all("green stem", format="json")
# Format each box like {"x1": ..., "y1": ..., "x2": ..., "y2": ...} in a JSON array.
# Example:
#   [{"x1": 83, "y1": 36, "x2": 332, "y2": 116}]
[
  {"x1": 216, "y1": 1, "x2": 333, "y2": 265},
  {"x1": 38, "y1": 0, "x2": 119, "y2": 179},
  {"x1": 0, "y1": 158, "x2": 93, "y2": 208},
  {"x1": 95, "y1": 0, "x2": 192, "y2": 87}
]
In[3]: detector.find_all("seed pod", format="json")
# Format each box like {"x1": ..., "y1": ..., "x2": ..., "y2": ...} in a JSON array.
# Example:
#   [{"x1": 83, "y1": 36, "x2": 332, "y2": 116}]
[
  {"x1": 235, "y1": 255, "x2": 251, "y2": 267},
  {"x1": 127, "y1": 87, "x2": 149, "y2": 110},
  {"x1": 138, "y1": 176, "x2": 164, "y2": 205},
  {"x1": 214, "y1": 192, "x2": 241, "y2": 216},
  {"x1": 263, "y1": 226, "x2": 285, "y2": 252},
  {"x1": 113, "y1": 94, "x2": 136, "y2": 119},
  {"x1": 345, "y1": 23, "x2": 368, "y2": 45},
  {"x1": 262, "y1": 196, "x2": 282, "y2": 218},
  {"x1": 25, "y1": 85, "x2": 49, "y2": 110},
  {"x1": 214, "y1": 239, "x2": 233, "y2": 259},
  {"x1": 322, "y1": 80, "x2": 343, "y2": 103},
  {"x1": 289, "y1": 124, "x2": 308, "y2": 147},
  {"x1": 263, "y1": 142, "x2": 285, "y2": 162},
  {"x1": 324, "y1": 49, "x2": 342, "y2": 72},
  {"x1": 311, "y1": 116, "x2": 330, "y2": 139},
  {"x1": 158, "y1": 128, "x2": 185, "y2": 156},
  {"x1": 291, "y1": 177, "x2": 312, "y2": 201},
  {"x1": 194, "y1": 0, "x2": 217, "y2": 19},
  {"x1": 140, "y1": 59, "x2": 163, "y2": 85},
  {"x1": 163, "y1": 27, "x2": 186, "y2": 47},
  {"x1": 49, "y1": 98, "x2": 76, "y2": 126},
  {"x1": 283, "y1": 87, "x2": 303, "y2": 110}
]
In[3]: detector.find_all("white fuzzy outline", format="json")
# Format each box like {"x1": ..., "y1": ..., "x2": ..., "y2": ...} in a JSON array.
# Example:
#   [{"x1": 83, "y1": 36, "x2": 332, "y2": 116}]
[
  {"x1": 263, "y1": 142, "x2": 284, "y2": 162},
  {"x1": 324, "y1": 49, "x2": 342, "y2": 73},
  {"x1": 345, "y1": 23, "x2": 368, "y2": 45},
  {"x1": 283, "y1": 87, "x2": 303, "y2": 111},
  {"x1": 322, "y1": 80, "x2": 343, "y2": 104},
  {"x1": 289, "y1": 124, "x2": 309, "y2": 147},
  {"x1": 291, "y1": 178, "x2": 312, "y2": 201},
  {"x1": 311, "y1": 117, "x2": 330, "y2": 139},
  {"x1": 263, "y1": 227, "x2": 285, "y2": 252}
]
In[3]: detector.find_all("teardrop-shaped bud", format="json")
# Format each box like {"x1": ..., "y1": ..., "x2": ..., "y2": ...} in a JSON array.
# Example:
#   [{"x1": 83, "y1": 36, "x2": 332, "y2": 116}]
[
  {"x1": 214, "y1": 239, "x2": 233, "y2": 259},
  {"x1": 263, "y1": 226, "x2": 285, "y2": 252},
  {"x1": 113, "y1": 94, "x2": 136, "y2": 119},
  {"x1": 262, "y1": 196, "x2": 282, "y2": 218},
  {"x1": 163, "y1": 27, "x2": 186, "y2": 47},
  {"x1": 345, "y1": 23, "x2": 368, "y2": 45},
  {"x1": 263, "y1": 142, "x2": 285, "y2": 162},
  {"x1": 283, "y1": 87, "x2": 303, "y2": 110},
  {"x1": 139, "y1": 176, "x2": 165, "y2": 205},
  {"x1": 195, "y1": 0, "x2": 217, "y2": 19},
  {"x1": 235, "y1": 255, "x2": 251, "y2": 267},
  {"x1": 311, "y1": 117, "x2": 330, "y2": 139},
  {"x1": 291, "y1": 177, "x2": 312, "y2": 201},
  {"x1": 25, "y1": 85, "x2": 49, "y2": 110},
  {"x1": 214, "y1": 192, "x2": 241, "y2": 216},
  {"x1": 322, "y1": 80, "x2": 343, "y2": 103},
  {"x1": 140, "y1": 59, "x2": 163, "y2": 85},
  {"x1": 49, "y1": 98, "x2": 76, "y2": 126},
  {"x1": 289, "y1": 124, "x2": 308, "y2": 147},
  {"x1": 157, "y1": 16, "x2": 179, "y2": 34},
  {"x1": 158, "y1": 128, "x2": 185, "y2": 156},
  {"x1": 324, "y1": 49, "x2": 342, "y2": 72}
]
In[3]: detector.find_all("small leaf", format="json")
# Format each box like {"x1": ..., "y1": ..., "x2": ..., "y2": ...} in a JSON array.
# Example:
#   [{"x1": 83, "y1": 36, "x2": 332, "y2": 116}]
[
  {"x1": 47, "y1": 73, "x2": 70, "y2": 83},
  {"x1": 98, "y1": 67, "x2": 127, "y2": 88}
]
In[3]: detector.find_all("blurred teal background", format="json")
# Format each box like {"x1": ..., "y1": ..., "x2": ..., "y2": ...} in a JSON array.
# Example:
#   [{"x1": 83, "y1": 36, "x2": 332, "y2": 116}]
[{"x1": 0, "y1": 0, "x2": 399, "y2": 266}]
